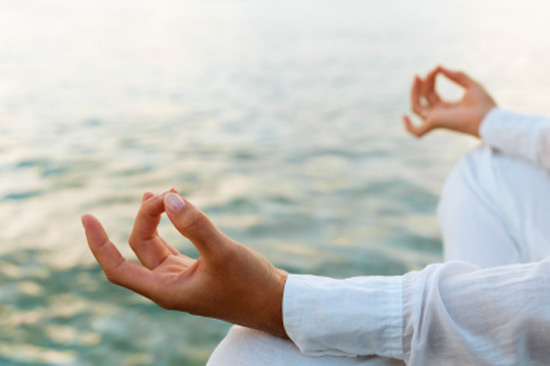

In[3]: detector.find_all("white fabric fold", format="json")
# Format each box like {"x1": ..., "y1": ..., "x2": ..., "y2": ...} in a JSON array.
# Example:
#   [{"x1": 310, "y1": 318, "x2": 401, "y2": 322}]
[
  {"x1": 279, "y1": 108, "x2": 550, "y2": 365},
  {"x1": 283, "y1": 274, "x2": 404, "y2": 359},
  {"x1": 480, "y1": 107, "x2": 550, "y2": 170}
]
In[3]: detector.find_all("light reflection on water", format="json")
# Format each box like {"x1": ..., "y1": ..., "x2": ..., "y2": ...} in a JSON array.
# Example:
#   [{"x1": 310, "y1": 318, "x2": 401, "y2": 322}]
[{"x1": 1, "y1": 0, "x2": 550, "y2": 364}]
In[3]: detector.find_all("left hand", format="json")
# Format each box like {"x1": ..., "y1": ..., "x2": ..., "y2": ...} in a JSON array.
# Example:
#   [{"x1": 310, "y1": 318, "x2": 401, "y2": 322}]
[
  {"x1": 82, "y1": 189, "x2": 288, "y2": 337},
  {"x1": 402, "y1": 65, "x2": 497, "y2": 138}
]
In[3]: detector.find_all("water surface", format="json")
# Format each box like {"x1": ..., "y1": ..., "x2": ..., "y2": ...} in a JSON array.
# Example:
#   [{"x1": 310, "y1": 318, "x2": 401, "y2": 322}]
[{"x1": 1, "y1": 0, "x2": 550, "y2": 364}]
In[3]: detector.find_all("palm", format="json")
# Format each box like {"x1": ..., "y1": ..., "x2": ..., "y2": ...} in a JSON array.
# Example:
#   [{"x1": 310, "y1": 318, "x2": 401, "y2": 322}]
[
  {"x1": 82, "y1": 190, "x2": 201, "y2": 306},
  {"x1": 151, "y1": 253, "x2": 196, "y2": 282},
  {"x1": 84, "y1": 192, "x2": 251, "y2": 313}
]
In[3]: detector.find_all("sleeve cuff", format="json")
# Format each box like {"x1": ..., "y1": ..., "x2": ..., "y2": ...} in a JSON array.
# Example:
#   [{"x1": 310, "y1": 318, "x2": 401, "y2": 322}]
[
  {"x1": 283, "y1": 274, "x2": 404, "y2": 359},
  {"x1": 479, "y1": 107, "x2": 550, "y2": 169},
  {"x1": 479, "y1": 107, "x2": 510, "y2": 144}
]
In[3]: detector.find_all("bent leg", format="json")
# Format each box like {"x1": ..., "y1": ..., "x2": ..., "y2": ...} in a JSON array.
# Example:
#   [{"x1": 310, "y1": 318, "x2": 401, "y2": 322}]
[
  {"x1": 438, "y1": 145, "x2": 550, "y2": 267},
  {"x1": 207, "y1": 326, "x2": 404, "y2": 366}
]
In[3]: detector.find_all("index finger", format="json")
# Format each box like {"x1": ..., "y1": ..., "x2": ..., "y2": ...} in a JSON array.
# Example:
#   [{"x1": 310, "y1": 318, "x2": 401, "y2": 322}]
[
  {"x1": 82, "y1": 214, "x2": 154, "y2": 298},
  {"x1": 422, "y1": 67, "x2": 442, "y2": 105},
  {"x1": 131, "y1": 189, "x2": 174, "y2": 243},
  {"x1": 128, "y1": 188, "x2": 177, "y2": 268},
  {"x1": 437, "y1": 66, "x2": 476, "y2": 88},
  {"x1": 410, "y1": 76, "x2": 424, "y2": 117}
]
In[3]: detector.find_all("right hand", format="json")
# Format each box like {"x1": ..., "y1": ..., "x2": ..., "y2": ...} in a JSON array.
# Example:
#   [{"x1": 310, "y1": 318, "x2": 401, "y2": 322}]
[
  {"x1": 403, "y1": 66, "x2": 497, "y2": 138},
  {"x1": 82, "y1": 191, "x2": 289, "y2": 338}
]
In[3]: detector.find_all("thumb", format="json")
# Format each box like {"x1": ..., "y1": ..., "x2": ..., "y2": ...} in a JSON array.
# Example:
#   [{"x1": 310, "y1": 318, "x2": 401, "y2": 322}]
[{"x1": 164, "y1": 193, "x2": 228, "y2": 257}]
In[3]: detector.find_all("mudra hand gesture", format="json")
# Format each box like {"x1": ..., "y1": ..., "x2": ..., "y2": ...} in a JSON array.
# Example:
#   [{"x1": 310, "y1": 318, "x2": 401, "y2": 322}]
[
  {"x1": 403, "y1": 65, "x2": 497, "y2": 138},
  {"x1": 82, "y1": 189, "x2": 288, "y2": 337},
  {"x1": 82, "y1": 65, "x2": 496, "y2": 341}
]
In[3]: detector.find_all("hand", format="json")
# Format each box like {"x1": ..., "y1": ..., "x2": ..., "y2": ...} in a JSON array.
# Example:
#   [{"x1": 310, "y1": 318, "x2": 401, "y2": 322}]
[
  {"x1": 82, "y1": 189, "x2": 288, "y2": 337},
  {"x1": 402, "y1": 66, "x2": 497, "y2": 138}
]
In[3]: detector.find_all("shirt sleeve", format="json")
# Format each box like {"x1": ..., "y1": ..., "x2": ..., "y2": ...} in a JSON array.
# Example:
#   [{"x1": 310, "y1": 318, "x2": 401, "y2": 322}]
[
  {"x1": 283, "y1": 274, "x2": 404, "y2": 359},
  {"x1": 283, "y1": 259, "x2": 550, "y2": 365},
  {"x1": 480, "y1": 108, "x2": 550, "y2": 170}
]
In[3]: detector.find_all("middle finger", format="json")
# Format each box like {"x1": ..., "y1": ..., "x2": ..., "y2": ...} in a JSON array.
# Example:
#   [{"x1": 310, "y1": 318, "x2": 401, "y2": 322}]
[
  {"x1": 128, "y1": 189, "x2": 176, "y2": 269},
  {"x1": 411, "y1": 76, "x2": 426, "y2": 117},
  {"x1": 422, "y1": 68, "x2": 442, "y2": 106}
]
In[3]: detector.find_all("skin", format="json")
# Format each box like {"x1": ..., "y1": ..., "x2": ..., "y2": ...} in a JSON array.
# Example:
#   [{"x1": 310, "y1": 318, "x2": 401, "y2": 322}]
[
  {"x1": 82, "y1": 66, "x2": 497, "y2": 338},
  {"x1": 402, "y1": 65, "x2": 497, "y2": 138},
  {"x1": 82, "y1": 189, "x2": 289, "y2": 338}
]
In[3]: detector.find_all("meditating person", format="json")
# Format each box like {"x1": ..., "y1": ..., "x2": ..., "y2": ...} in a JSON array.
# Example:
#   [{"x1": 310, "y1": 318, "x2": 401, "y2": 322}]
[{"x1": 82, "y1": 66, "x2": 550, "y2": 365}]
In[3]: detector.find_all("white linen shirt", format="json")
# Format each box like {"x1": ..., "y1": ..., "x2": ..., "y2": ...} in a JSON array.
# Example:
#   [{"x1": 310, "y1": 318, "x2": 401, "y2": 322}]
[{"x1": 282, "y1": 108, "x2": 550, "y2": 365}]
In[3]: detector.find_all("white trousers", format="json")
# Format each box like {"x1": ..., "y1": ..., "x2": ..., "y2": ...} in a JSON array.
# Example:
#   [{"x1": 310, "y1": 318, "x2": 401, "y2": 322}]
[{"x1": 207, "y1": 146, "x2": 550, "y2": 366}]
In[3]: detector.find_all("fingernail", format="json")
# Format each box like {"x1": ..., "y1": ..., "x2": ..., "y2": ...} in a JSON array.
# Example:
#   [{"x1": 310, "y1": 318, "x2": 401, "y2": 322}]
[
  {"x1": 159, "y1": 187, "x2": 174, "y2": 199},
  {"x1": 165, "y1": 193, "x2": 185, "y2": 213}
]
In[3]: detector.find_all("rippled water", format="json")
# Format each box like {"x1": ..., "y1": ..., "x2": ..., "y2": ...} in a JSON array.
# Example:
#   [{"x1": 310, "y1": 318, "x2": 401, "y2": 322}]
[{"x1": 1, "y1": 0, "x2": 550, "y2": 364}]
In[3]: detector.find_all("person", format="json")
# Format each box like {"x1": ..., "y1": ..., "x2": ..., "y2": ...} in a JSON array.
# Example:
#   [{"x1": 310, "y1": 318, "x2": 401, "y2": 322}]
[{"x1": 82, "y1": 66, "x2": 550, "y2": 365}]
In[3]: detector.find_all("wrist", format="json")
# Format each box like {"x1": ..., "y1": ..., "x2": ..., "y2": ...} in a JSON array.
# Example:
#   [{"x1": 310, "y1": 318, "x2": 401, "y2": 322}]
[
  {"x1": 234, "y1": 262, "x2": 288, "y2": 338},
  {"x1": 471, "y1": 105, "x2": 497, "y2": 137},
  {"x1": 264, "y1": 268, "x2": 289, "y2": 338}
]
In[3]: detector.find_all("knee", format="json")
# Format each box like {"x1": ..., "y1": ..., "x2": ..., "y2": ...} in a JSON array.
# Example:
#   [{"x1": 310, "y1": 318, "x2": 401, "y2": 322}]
[
  {"x1": 437, "y1": 145, "x2": 497, "y2": 229},
  {"x1": 208, "y1": 327, "x2": 406, "y2": 366},
  {"x1": 207, "y1": 326, "x2": 293, "y2": 366},
  {"x1": 438, "y1": 146, "x2": 493, "y2": 207},
  {"x1": 207, "y1": 326, "x2": 254, "y2": 366},
  {"x1": 445, "y1": 145, "x2": 494, "y2": 187}
]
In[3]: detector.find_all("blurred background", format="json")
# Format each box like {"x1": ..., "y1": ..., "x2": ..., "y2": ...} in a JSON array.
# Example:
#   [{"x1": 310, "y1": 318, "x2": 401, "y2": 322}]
[{"x1": 1, "y1": 0, "x2": 549, "y2": 364}]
